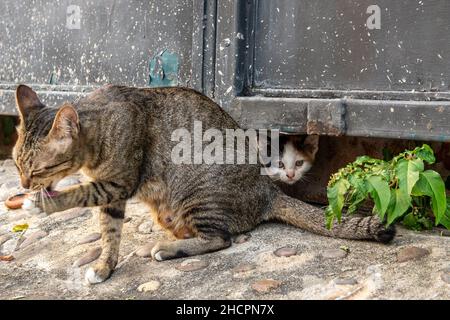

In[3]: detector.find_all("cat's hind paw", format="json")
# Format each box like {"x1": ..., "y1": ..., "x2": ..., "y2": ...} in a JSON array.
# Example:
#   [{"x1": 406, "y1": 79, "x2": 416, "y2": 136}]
[{"x1": 151, "y1": 241, "x2": 189, "y2": 261}]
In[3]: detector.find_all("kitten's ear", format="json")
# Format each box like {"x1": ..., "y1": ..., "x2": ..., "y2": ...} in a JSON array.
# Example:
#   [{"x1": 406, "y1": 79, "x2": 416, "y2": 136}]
[
  {"x1": 15, "y1": 85, "x2": 44, "y2": 119},
  {"x1": 303, "y1": 135, "x2": 319, "y2": 158},
  {"x1": 48, "y1": 104, "x2": 80, "y2": 139}
]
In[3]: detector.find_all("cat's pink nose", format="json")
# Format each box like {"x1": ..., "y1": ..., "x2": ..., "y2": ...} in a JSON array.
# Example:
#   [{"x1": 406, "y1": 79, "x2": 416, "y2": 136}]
[{"x1": 286, "y1": 172, "x2": 295, "y2": 179}]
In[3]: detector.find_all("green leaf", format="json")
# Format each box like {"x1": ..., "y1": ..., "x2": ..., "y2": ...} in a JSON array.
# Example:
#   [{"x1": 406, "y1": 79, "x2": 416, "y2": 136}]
[
  {"x1": 366, "y1": 176, "x2": 390, "y2": 220},
  {"x1": 327, "y1": 179, "x2": 350, "y2": 224},
  {"x1": 388, "y1": 188, "x2": 411, "y2": 225},
  {"x1": 12, "y1": 223, "x2": 29, "y2": 232},
  {"x1": 420, "y1": 170, "x2": 446, "y2": 225},
  {"x1": 395, "y1": 158, "x2": 424, "y2": 196},
  {"x1": 414, "y1": 144, "x2": 435, "y2": 164},
  {"x1": 402, "y1": 212, "x2": 433, "y2": 231},
  {"x1": 439, "y1": 211, "x2": 450, "y2": 230},
  {"x1": 411, "y1": 174, "x2": 432, "y2": 197},
  {"x1": 347, "y1": 176, "x2": 368, "y2": 214},
  {"x1": 325, "y1": 206, "x2": 335, "y2": 230},
  {"x1": 402, "y1": 212, "x2": 422, "y2": 231}
]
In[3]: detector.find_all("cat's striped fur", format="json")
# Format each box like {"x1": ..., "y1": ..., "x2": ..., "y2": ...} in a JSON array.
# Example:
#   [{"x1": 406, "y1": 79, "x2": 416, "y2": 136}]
[{"x1": 13, "y1": 85, "x2": 395, "y2": 283}]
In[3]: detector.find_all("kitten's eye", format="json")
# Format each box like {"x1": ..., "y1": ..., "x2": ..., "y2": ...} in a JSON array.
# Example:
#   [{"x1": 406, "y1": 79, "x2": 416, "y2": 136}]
[
  {"x1": 278, "y1": 161, "x2": 284, "y2": 169},
  {"x1": 295, "y1": 160, "x2": 304, "y2": 167}
]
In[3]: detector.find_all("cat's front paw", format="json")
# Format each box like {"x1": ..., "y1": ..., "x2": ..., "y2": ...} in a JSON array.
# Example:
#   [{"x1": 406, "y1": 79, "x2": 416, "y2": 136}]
[{"x1": 85, "y1": 264, "x2": 113, "y2": 284}]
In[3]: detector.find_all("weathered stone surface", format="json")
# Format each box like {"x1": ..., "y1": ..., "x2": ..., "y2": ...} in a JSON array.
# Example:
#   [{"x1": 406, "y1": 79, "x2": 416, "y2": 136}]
[
  {"x1": 441, "y1": 273, "x2": 450, "y2": 284},
  {"x1": 397, "y1": 246, "x2": 430, "y2": 263},
  {"x1": 78, "y1": 233, "x2": 101, "y2": 245},
  {"x1": 136, "y1": 243, "x2": 156, "y2": 258},
  {"x1": 138, "y1": 220, "x2": 153, "y2": 234},
  {"x1": 0, "y1": 234, "x2": 12, "y2": 246},
  {"x1": 251, "y1": 279, "x2": 281, "y2": 293},
  {"x1": 274, "y1": 246, "x2": 297, "y2": 257},
  {"x1": 137, "y1": 280, "x2": 161, "y2": 292},
  {"x1": 234, "y1": 234, "x2": 251, "y2": 244},
  {"x1": 2, "y1": 160, "x2": 15, "y2": 168},
  {"x1": 322, "y1": 249, "x2": 348, "y2": 259},
  {"x1": 302, "y1": 275, "x2": 326, "y2": 288},
  {"x1": 72, "y1": 247, "x2": 102, "y2": 267},
  {"x1": 1, "y1": 166, "x2": 450, "y2": 300},
  {"x1": 1, "y1": 238, "x2": 17, "y2": 255},
  {"x1": 7, "y1": 212, "x2": 29, "y2": 222},
  {"x1": 52, "y1": 208, "x2": 90, "y2": 223},
  {"x1": 334, "y1": 278, "x2": 358, "y2": 286},
  {"x1": 19, "y1": 230, "x2": 48, "y2": 249},
  {"x1": 0, "y1": 183, "x2": 20, "y2": 202},
  {"x1": 175, "y1": 259, "x2": 209, "y2": 272}
]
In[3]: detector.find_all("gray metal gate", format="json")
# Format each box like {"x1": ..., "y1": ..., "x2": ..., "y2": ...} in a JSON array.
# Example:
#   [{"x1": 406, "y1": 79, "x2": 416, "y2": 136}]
[{"x1": 1, "y1": 0, "x2": 450, "y2": 141}]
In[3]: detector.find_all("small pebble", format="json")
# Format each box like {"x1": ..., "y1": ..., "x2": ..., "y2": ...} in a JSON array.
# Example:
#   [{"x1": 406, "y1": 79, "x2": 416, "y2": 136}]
[
  {"x1": 232, "y1": 263, "x2": 256, "y2": 273},
  {"x1": 136, "y1": 243, "x2": 156, "y2": 258},
  {"x1": 234, "y1": 234, "x2": 251, "y2": 244},
  {"x1": 20, "y1": 230, "x2": 48, "y2": 249},
  {"x1": 78, "y1": 233, "x2": 101, "y2": 245},
  {"x1": 322, "y1": 249, "x2": 348, "y2": 259},
  {"x1": 137, "y1": 280, "x2": 161, "y2": 292},
  {"x1": 251, "y1": 279, "x2": 281, "y2": 293},
  {"x1": 397, "y1": 246, "x2": 430, "y2": 263},
  {"x1": 175, "y1": 259, "x2": 209, "y2": 272},
  {"x1": 274, "y1": 246, "x2": 297, "y2": 257},
  {"x1": 73, "y1": 247, "x2": 102, "y2": 267},
  {"x1": 440, "y1": 230, "x2": 450, "y2": 237},
  {"x1": 124, "y1": 217, "x2": 132, "y2": 223}
]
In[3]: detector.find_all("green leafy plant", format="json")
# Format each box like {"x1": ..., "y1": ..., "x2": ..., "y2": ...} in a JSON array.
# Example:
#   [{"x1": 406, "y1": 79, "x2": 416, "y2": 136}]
[{"x1": 326, "y1": 144, "x2": 450, "y2": 231}]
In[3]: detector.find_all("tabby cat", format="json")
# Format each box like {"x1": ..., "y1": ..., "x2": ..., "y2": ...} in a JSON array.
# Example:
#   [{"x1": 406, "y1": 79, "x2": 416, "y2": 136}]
[{"x1": 13, "y1": 85, "x2": 395, "y2": 284}]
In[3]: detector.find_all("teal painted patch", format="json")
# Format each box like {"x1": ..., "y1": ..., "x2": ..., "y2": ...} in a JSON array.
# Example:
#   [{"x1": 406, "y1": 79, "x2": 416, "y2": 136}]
[{"x1": 148, "y1": 49, "x2": 179, "y2": 87}]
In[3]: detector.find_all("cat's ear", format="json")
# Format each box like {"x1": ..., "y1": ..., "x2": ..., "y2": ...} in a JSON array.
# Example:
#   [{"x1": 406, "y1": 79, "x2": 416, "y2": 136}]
[
  {"x1": 48, "y1": 104, "x2": 80, "y2": 140},
  {"x1": 303, "y1": 135, "x2": 319, "y2": 158},
  {"x1": 15, "y1": 85, "x2": 44, "y2": 120}
]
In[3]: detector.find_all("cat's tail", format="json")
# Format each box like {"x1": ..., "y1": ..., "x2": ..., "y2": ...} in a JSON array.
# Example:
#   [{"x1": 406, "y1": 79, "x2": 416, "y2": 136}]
[{"x1": 266, "y1": 192, "x2": 395, "y2": 243}]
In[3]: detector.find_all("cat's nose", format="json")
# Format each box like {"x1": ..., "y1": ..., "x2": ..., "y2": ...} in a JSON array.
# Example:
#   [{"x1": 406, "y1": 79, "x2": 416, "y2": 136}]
[
  {"x1": 20, "y1": 175, "x2": 31, "y2": 189},
  {"x1": 286, "y1": 172, "x2": 295, "y2": 179}
]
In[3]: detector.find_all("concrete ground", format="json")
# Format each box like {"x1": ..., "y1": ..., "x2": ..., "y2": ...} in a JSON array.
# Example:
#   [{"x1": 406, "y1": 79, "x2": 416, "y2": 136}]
[{"x1": 0, "y1": 158, "x2": 449, "y2": 300}]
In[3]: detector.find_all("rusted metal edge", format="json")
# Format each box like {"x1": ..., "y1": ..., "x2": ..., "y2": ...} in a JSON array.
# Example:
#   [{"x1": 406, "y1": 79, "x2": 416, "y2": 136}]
[{"x1": 231, "y1": 96, "x2": 450, "y2": 142}]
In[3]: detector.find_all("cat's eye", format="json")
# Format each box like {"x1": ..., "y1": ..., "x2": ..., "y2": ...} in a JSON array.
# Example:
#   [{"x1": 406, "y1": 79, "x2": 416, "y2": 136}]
[
  {"x1": 278, "y1": 161, "x2": 284, "y2": 169},
  {"x1": 295, "y1": 160, "x2": 304, "y2": 167}
]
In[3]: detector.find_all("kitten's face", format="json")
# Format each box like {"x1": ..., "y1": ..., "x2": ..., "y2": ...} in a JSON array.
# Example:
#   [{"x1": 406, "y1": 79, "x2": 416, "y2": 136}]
[
  {"x1": 265, "y1": 135, "x2": 319, "y2": 185},
  {"x1": 13, "y1": 85, "x2": 81, "y2": 191}
]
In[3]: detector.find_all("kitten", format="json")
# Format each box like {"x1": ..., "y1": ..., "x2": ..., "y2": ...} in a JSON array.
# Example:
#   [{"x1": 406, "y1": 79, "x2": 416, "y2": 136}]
[
  {"x1": 13, "y1": 84, "x2": 395, "y2": 284},
  {"x1": 264, "y1": 135, "x2": 319, "y2": 185}
]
